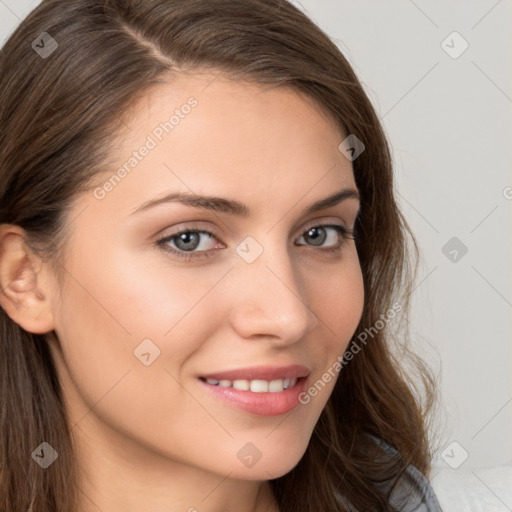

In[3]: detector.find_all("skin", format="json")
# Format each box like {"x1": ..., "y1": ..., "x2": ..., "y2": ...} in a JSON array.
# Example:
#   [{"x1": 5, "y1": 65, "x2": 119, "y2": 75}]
[{"x1": 0, "y1": 71, "x2": 364, "y2": 512}]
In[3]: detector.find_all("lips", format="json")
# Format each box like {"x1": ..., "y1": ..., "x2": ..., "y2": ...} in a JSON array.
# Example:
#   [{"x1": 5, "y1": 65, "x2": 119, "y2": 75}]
[{"x1": 197, "y1": 364, "x2": 311, "y2": 415}]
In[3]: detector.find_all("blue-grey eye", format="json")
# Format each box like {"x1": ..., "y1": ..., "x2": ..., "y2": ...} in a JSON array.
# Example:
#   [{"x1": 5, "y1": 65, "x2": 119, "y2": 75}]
[{"x1": 303, "y1": 226, "x2": 328, "y2": 246}]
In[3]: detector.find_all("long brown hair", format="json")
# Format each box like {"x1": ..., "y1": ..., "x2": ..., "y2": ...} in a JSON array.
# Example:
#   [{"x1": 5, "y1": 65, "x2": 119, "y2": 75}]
[{"x1": 0, "y1": 1, "x2": 437, "y2": 510}]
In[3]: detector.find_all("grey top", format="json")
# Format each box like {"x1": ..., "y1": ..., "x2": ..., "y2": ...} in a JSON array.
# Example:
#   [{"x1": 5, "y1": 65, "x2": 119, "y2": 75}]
[
  {"x1": 335, "y1": 436, "x2": 443, "y2": 511},
  {"x1": 383, "y1": 458, "x2": 442, "y2": 510}
]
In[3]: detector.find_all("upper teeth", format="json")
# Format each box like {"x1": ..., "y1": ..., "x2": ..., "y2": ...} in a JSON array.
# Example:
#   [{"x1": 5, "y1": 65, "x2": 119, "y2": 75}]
[{"x1": 204, "y1": 378, "x2": 298, "y2": 392}]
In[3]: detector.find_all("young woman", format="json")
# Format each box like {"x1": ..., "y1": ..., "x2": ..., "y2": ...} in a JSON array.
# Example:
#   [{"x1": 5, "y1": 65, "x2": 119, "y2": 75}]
[{"x1": 0, "y1": 1, "x2": 442, "y2": 510}]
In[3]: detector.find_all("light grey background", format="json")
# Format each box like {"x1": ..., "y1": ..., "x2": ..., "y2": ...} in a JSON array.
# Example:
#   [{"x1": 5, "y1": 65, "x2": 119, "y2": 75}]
[{"x1": 1, "y1": 0, "x2": 511, "y2": 480}]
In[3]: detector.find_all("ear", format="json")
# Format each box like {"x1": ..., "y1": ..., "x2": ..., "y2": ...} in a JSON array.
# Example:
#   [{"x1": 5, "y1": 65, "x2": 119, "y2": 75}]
[{"x1": 0, "y1": 224, "x2": 56, "y2": 334}]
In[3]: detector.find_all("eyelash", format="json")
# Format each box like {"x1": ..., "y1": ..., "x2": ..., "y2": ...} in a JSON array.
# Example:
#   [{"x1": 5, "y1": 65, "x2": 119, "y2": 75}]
[{"x1": 156, "y1": 223, "x2": 357, "y2": 262}]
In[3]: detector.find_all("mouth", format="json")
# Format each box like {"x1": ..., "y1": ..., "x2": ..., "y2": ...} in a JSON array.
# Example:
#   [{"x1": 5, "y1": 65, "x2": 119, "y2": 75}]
[
  {"x1": 198, "y1": 376, "x2": 300, "y2": 393},
  {"x1": 197, "y1": 365, "x2": 310, "y2": 416}
]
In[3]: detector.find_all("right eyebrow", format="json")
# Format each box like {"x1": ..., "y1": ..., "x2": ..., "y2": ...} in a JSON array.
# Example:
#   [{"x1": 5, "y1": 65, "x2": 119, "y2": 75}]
[{"x1": 128, "y1": 187, "x2": 360, "y2": 217}]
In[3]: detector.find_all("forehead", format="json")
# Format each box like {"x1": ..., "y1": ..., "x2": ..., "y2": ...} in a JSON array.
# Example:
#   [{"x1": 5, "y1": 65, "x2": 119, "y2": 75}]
[
  {"x1": 88, "y1": 71, "x2": 355, "y2": 217},
  {"x1": 126, "y1": 71, "x2": 343, "y2": 141}
]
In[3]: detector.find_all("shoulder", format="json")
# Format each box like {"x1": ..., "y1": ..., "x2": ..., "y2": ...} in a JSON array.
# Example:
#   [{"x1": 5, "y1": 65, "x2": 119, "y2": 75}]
[
  {"x1": 372, "y1": 436, "x2": 443, "y2": 512},
  {"x1": 334, "y1": 436, "x2": 443, "y2": 511}
]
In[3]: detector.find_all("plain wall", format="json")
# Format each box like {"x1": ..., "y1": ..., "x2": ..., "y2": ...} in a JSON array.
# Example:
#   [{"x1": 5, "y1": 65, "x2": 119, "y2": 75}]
[{"x1": 1, "y1": 0, "x2": 511, "y2": 471}]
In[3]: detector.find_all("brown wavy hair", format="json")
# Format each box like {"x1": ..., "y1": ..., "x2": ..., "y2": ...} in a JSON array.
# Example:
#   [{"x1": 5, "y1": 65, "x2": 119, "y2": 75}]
[{"x1": 0, "y1": 0, "x2": 437, "y2": 510}]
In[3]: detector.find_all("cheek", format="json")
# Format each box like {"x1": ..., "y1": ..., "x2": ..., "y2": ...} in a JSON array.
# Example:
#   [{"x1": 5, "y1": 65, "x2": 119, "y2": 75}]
[
  {"x1": 298, "y1": 250, "x2": 364, "y2": 407},
  {"x1": 50, "y1": 246, "x2": 235, "y2": 466},
  {"x1": 309, "y1": 249, "x2": 365, "y2": 349},
  {"x1": 53, "y1": 244, "x2": 226, "y2": 374},
  {"x1": 50, "y1": 241, "x2": 219, "y2": 411}
]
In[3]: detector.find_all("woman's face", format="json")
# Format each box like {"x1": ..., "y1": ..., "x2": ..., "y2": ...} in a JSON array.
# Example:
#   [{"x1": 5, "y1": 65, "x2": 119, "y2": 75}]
[{"x1": 46, "y1": 72, "x2": 364, "y2": 483}]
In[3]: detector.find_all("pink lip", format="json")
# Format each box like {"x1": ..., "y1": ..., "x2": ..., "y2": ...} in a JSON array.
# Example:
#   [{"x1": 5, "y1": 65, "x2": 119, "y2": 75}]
[
  {"x1": 198, "y1": 376, "x2": 308, "y2": 416},
  {"x1": 197, "y1": 365, "x2": 311, "y2": 416},
  {"x1": 200, "y1": 364, "x2": 310, "y2": 381}
]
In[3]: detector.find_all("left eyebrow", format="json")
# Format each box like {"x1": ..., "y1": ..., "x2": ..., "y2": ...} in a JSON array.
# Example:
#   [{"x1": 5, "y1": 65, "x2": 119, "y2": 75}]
[{"x1": 129, "y1": 187, "x2": 360, "y2": 217}]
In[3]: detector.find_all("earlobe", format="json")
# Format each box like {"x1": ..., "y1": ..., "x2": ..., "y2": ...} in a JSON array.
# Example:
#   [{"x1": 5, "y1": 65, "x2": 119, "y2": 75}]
[{"x1": 0, "y1": 224, "x2": 56, "y2": 334}]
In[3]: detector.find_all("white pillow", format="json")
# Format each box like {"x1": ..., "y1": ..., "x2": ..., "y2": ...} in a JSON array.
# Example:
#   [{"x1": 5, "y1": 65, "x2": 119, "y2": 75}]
[{"x1": 430, "y1": 465, "x2": 512, "y2": 512}]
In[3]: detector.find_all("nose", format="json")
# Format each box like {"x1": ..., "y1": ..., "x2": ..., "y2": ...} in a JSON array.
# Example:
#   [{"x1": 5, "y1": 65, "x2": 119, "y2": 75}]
[{"x1": 228, "y1": 243, "x2": 319, "y2": 345}]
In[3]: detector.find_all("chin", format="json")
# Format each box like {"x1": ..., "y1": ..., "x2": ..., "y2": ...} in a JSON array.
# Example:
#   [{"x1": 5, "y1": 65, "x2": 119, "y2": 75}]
[{"x1": 220, "y1": 436, "x2": 311, "y2": 481}]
